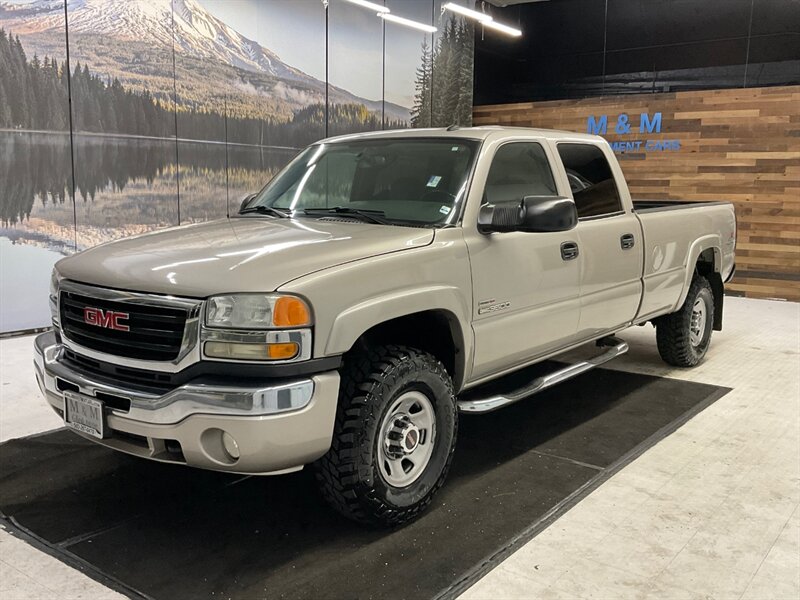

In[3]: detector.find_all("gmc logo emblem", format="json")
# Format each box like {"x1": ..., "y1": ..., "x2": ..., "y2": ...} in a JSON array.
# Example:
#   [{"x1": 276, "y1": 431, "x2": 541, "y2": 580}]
[{"x1": 83, "y1": 308, "x2": 130, "y2": 332}]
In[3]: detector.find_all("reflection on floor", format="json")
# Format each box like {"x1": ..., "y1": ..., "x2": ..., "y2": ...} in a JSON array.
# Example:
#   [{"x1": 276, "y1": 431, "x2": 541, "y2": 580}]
[{"x1": 0, "y1": 296, "x2": 798, "y2": 599}]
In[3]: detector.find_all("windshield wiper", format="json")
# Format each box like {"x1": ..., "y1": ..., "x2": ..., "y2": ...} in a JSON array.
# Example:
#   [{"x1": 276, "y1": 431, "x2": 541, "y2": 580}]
[
  {"x1": 303, "y1": 207, "x2": 391, "y2": 225},
  {"x1": 239, "y1": 205, "x2": 290, "y2": 218}
]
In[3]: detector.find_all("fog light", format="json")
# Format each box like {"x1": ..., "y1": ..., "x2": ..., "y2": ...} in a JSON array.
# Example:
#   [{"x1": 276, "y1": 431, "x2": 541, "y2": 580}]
[
  {"x1": 205, "y1": 341, "x2": 299, "y2": 361},
  {"x1": 222, "y1": 432, "x2": 240, "y2": 460}
]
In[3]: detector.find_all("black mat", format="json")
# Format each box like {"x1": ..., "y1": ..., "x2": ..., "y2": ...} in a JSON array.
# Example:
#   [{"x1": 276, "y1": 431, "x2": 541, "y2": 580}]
[{"x1": 0, "y1": 367, "x2": 728, "y2": 600}]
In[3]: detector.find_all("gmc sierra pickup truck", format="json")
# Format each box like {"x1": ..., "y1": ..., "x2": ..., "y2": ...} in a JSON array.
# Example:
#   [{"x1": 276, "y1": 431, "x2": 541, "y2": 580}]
[{"x1": 35, "y1": 127, "x2": 736, "y2": 526}]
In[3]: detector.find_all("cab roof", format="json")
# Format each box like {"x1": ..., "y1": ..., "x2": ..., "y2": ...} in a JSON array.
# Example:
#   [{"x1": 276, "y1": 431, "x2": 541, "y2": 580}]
[{"x1": 319, "y1": 126, "x2": 604, "y2": 145}]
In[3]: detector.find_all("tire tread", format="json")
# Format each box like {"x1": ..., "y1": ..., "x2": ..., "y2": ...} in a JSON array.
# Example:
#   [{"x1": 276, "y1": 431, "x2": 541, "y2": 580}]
[
  {"x1": 314, "y1": 345, "x2": 456, "y2": 527},
  {"x1": 656, "y1": 275, "x2": 714, "y2": 367}
]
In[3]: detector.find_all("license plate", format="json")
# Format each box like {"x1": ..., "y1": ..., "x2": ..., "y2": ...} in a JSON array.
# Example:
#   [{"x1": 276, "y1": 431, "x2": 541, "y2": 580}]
[{"x1": 64, "y1": 391, "x2": 105, "y2": 439}]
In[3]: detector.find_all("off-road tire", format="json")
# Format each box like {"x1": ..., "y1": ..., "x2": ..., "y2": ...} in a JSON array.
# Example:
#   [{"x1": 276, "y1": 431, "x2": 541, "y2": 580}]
[
  {"x1": 656, "y1": 275, "x2": 715, "y2": 367},
  {"x1": 314, "y1": 345, "x2": 457, "y2": 527}
]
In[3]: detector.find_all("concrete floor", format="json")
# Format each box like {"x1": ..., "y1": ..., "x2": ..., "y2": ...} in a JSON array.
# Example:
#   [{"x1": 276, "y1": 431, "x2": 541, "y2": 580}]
[{"x1": 0, "y1": 296, "x2": 798, "y2": 599}]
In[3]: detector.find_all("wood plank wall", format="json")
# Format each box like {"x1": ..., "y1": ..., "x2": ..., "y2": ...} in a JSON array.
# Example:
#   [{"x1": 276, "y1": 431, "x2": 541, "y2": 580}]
[{"x1": 473, "y1": 85, "x2": 800, "y2": 302}]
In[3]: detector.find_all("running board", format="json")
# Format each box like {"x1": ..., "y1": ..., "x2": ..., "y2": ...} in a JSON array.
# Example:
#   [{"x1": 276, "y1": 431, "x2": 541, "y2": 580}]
[{"x1": 457, "y1": 336, "x2": 629, "y2": 414}]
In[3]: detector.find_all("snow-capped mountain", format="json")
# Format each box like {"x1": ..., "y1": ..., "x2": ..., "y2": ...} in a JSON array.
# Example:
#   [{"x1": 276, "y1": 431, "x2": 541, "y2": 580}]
[
  {"x1": 0, "y1": 0, "x2": 411, "y2": 119},
  {"x1": 1, "y1": 0, "x2": 303, "y2": 79}
]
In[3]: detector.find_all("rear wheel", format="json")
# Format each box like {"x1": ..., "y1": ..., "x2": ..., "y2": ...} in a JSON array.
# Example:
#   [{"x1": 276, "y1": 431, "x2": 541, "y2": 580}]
[
  {"x1": 656, "y1": 275, "x2": 714, "y2": 367},
  {"x1": 314, "y1": 345, "x2": 457, "y2": 527}
]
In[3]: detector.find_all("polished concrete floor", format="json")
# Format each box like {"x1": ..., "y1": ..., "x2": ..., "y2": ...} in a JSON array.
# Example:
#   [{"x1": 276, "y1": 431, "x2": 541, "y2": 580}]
[{"x1": 1, "y1": 296, "x2": 798, "y2": 600}]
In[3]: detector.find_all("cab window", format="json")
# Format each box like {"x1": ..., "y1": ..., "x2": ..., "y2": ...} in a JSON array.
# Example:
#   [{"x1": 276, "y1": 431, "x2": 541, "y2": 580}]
[
  {"x1": 484, "y1": 142, "x2": 557, "y2": 205},
  {"x1": 557, "y1": 143, "x2": 623, "y2": 218}
]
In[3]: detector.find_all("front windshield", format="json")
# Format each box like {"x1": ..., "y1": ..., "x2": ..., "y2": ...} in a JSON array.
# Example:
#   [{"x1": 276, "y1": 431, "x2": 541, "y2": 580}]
[{"x1": 248, "y1": 138, "x2": 480, "y2": 226}]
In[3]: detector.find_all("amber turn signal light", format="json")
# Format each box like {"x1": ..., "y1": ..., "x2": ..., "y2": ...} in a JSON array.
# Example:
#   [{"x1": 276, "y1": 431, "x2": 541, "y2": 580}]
[
  {"x1": 273, "y1": 297, "x2": 311, "y2": 327},
  {"x1": 266, "y1": 342, "x2": 300, "y2": 360}
]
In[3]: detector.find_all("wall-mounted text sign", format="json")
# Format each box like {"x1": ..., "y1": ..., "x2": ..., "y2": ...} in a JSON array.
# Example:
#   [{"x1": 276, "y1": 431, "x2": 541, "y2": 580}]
[{"x1": 586, "y1": 112, "x2": 681, "y2": 152}]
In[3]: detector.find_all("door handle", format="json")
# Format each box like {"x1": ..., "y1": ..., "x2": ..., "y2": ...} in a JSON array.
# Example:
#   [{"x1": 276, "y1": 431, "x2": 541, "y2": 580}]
[
  {"x1": 561, "y1": 241, "x2": 579, "y2": 261},
  {"x1": 620, "y1": 233, "x2": 635, "y2": 250}
]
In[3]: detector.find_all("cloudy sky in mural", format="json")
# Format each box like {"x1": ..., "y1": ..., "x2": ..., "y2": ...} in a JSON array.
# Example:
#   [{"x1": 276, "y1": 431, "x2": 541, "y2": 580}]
[{"x1": 203, "y1": 0, "x2": 429, "y2": 108}]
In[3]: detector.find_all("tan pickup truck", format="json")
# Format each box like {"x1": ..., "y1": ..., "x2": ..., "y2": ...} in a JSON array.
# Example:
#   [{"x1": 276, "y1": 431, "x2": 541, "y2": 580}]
[{"x1": 35, "y1": 127, "x2": 736, "y2": 525}]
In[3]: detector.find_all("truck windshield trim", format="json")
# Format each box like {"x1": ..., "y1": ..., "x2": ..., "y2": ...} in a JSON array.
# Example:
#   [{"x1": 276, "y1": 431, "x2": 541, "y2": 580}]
[{"x1": 246, "y1": 137, "x2": 482, "y2": 227}]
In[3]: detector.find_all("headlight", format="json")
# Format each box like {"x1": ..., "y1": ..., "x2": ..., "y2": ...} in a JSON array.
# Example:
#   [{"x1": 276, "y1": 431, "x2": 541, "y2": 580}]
[
  {"x1": 202, "y1": 294, "x2": 312, "y2": 362},
  {"x1": 49, "y1": 268, "x2": 61, "y2": 326},
  {"x1": 205, "y1": 294, "x2": 311, "y2": 329}
]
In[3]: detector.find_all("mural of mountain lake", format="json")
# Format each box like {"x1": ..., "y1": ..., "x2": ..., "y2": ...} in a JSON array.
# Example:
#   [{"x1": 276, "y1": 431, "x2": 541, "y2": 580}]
[{"x1": 0, "y1": 131, "x2": 298, "y2": 332}]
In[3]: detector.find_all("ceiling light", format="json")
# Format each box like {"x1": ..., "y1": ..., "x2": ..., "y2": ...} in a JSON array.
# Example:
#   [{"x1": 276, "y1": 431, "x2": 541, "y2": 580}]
[
  {"x1": 378, "y1": 13, "x2": 438, "y2": 33},
  {"x1": 342, "y1": 0, "x2": 389, "y2": 13},
  {"x1": 482, "y1": 20, "x2": 522, "y2": 37},
  {"x1": 442, "y1": 2, "x2": 492, "y2": 23}
]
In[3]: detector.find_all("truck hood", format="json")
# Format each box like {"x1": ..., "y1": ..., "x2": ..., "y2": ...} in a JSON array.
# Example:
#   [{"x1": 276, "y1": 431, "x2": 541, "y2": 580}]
[{"x1": 56, "y1": 217, "x2": 434, "y2": 297}]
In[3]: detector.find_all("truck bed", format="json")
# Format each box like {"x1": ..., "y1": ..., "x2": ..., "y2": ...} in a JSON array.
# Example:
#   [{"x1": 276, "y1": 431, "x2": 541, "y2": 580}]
[{"x1": 633, "y1": 199, "x2": 736, "y2": 322}]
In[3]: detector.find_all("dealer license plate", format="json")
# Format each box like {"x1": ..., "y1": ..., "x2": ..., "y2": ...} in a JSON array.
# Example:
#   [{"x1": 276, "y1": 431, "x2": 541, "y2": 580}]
[{"x1": 64, "y1": 391, "x2": 105, "y2": 439}]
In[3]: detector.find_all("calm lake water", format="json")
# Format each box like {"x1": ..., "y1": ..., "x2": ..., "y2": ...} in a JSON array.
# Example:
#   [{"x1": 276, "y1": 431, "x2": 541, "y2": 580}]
[
  {"x1": 0, "y1": 130, "x2": 298, "y2": 333},
  {"x1": 0, "y1": 237, "x2": 62, "y2": 332}
]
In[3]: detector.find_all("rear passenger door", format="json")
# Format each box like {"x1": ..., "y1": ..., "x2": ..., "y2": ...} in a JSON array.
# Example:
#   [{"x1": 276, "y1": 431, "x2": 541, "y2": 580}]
[{"x1": 556, "y1": 143, "x2": 643, "y2": 339}]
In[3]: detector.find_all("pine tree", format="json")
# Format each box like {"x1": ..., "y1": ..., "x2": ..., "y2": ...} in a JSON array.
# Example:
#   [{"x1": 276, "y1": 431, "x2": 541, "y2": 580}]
[
  {"x1": 6, "y1": 35, "x2": 29, "y2": 127},
  {"x1": 410, "y1": 38, "x2": 432, "y2": 128},
  {"x1": 454, "y1": 20, "x2": 474, "y2": 126},
  {"x1": 0, "y1": 30, "x2": 9, "y2": 127},
  {"x1": 431, "y1": 17, "x2": 459, "y2": 127},
  {"x1": 0, "y1": 81, "x2": 9, "y2": 127}
]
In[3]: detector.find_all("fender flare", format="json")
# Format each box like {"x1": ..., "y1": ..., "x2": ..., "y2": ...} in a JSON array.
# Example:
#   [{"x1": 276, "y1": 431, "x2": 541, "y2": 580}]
[
  {"x1": 324, "y1": 285, "x2": 472, "y2": 388},
  {"x1": 674, "y1": 235, "x2": 722, "y2": 311}
]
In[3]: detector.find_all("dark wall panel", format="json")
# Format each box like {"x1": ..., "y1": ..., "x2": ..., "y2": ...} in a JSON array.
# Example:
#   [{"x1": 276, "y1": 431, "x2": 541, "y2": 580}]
[
  {"x1": 475, "y1": 0, "x2": 800, "y2": 104},
  {"x1": 605, "y1": 0, "x2": 752, "y2": 50}
]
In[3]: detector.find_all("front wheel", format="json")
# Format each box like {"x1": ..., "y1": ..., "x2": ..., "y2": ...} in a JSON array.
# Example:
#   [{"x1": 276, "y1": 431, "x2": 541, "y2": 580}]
[
  {"x1": 656, "y1": 275, "x2": 715, "y2": 367},
  {"x1": 314, "y1": 345, "x2": 457, "y2": 527}
]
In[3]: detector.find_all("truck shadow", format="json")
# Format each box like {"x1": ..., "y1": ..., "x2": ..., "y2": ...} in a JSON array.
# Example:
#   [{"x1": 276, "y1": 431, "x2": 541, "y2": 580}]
[{"x1": 0, "y1": 367, "x2": 725, "y2": 600}]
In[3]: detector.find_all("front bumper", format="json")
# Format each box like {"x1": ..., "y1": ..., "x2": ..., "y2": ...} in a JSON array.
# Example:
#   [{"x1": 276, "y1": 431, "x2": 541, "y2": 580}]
[{"x1": 34, "y1": 332, "x2": 340, "y2": 475}]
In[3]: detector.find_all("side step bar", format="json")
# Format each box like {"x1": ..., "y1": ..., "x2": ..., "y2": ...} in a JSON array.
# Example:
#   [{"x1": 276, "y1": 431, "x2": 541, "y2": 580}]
[{"x1": 457, "y1": 336, "x2": 629, "y2": 414}]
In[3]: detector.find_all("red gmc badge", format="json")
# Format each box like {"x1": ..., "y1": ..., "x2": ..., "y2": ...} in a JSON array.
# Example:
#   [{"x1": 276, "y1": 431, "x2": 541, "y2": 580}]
[{"x1": 83, "y1": 307, "x2": 130, "y2": 332}]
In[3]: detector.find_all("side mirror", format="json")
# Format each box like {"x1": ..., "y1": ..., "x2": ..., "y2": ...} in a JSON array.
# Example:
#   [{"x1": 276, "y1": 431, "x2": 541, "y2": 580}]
[
  {"x1": 478, "y1": 195, "x2": 578, "y2": 234},
  {"x1": 239, "y1": 193, "x2": 257, "y2": 214}
]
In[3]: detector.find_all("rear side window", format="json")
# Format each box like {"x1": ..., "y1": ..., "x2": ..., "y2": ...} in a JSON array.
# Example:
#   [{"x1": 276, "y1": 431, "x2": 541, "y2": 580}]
[
  {"x1": 557, "y1": 143, "x2": 622, "y2": 218},
  {"x1": 484, "y1": 142, "x2": 557, "y2": 204}
]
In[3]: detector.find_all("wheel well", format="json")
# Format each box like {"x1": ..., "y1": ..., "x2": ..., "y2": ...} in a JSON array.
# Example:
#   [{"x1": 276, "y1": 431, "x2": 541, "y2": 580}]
[
  {"x1": 696, "y1": 248, "x2": 724, "y2": 331},
  {"x1": 352, "y1": 311, "x2": 464, "y2": 389}
]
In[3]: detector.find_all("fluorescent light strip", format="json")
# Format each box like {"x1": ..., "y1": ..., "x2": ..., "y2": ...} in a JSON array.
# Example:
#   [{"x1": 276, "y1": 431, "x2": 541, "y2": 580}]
[
  {"x1": 482, "y1": 19, "x2": 522, "y2": 37},
  {"x1": 442, "y1": 2, "x2": 522, "y2": 37},
  {"x1": 378, "y1": 13, "x2": 438, "y2": 33},
  {"x1": 342, "y1": 0, "x2": 389, "y2": 14},
  {"x1": 442, "y1": 2, "x2": 492, "y2": 23}
]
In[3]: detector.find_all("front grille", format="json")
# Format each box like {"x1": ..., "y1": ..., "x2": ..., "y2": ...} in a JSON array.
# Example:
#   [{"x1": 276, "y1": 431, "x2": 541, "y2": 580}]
[
  {"x1": 60, "y1": 290, "x2": 188, "y2": 361},
  {"x1": 62, "y1": 348, "x2": 174, "y2": 394}
]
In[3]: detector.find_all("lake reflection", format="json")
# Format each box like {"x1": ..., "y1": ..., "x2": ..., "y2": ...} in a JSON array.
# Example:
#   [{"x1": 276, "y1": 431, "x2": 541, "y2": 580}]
[{"x1": 0, "y1": 130, "x2": 297, "y2": 332}]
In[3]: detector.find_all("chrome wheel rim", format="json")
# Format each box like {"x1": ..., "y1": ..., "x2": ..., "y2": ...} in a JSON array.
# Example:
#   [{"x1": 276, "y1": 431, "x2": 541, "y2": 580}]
[
  {"x1": 690, "y1": 297, "x2": 707, "y2": 347},
  {"x1": 378, "y1": 390, "x2": 436, "y2": 487}
]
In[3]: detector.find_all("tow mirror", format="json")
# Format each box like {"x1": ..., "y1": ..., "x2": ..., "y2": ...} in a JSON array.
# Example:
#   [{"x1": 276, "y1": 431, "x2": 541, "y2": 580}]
[
  {"x1": 478, "y1": 195, "x2": 578, "y2": 234},
  {"x1": 239, "y1": 193, "x2": 257, "y2": 214}
]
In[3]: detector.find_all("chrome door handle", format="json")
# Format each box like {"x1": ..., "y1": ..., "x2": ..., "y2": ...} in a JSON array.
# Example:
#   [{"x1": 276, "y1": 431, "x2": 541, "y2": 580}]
[
  {"x1": 561, "y1": 241, "x2": 579, "y2": 261},
  {"x1": 620, "y1": 233, "x2": 635, "y2": 250}
]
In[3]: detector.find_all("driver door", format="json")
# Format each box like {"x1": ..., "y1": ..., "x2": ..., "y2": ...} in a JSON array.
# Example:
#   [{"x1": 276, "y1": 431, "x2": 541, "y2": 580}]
[{"x1": 466, "y1": 141, "x2": 581, "y2": 381}]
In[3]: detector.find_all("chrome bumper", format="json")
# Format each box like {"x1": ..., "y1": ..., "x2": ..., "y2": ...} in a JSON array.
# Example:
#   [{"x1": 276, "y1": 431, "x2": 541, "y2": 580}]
[{"x1": 34, "y1": 332, "x2": 340, "y2": 475}]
